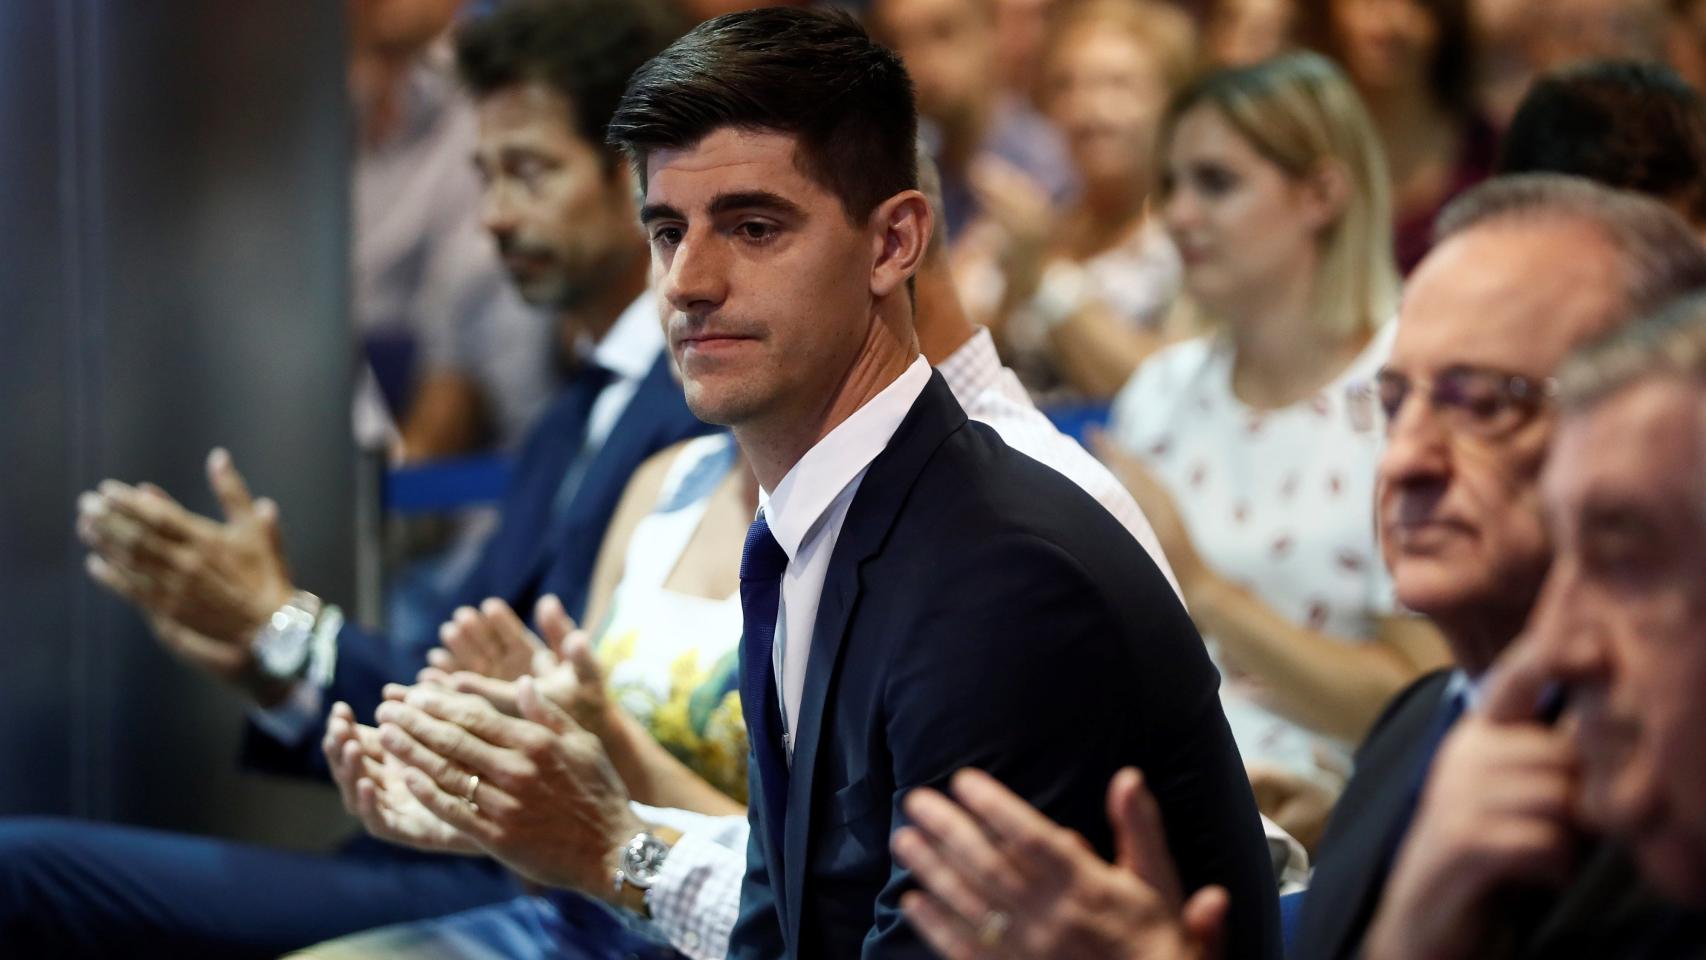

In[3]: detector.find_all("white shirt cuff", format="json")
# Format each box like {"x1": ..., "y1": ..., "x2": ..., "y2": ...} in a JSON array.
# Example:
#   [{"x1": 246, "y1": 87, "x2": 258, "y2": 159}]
[
  {"x1": 633, "y1": 805, "x2": 749, "y2": 960},
  {"x1": 246, "y1": 680, "x2": 324, "y2": 745}
]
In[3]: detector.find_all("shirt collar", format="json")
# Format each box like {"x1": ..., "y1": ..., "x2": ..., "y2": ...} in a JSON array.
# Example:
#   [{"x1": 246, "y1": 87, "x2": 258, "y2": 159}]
[
  {"x1": 583, "y1": 289, "x2": 663, "y2": 382},
  {"x1": 1446, "y1": 667, "x2": 1485, "y2": 712},
  {"x1": 763, "y1": 355, "x2": 932, "y2": 560},
  {"x1": 938, "y1": 327, "x2": 1032, "y2": 410},
  {"x1": 937, "y1": 328, "x2": 1001, "y2": 404}
]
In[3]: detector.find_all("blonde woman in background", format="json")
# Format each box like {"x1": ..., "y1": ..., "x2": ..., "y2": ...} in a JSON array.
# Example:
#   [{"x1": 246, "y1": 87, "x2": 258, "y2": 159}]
[
  {"x1": 1100, "y1": 53, "x2": 1449, "y2": 849},
  {"x1": 955, "y1": 0, "x2": 1197, "y2": 401}
]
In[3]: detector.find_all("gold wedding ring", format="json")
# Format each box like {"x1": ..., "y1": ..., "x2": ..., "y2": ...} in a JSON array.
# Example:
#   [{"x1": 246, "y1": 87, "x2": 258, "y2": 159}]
[
  {"x1": 976, "y1": 909, "x2": 1010, "y2": 948},
  {"x1": 463, "y1": 773, "x2": 481, "y2": 812}
]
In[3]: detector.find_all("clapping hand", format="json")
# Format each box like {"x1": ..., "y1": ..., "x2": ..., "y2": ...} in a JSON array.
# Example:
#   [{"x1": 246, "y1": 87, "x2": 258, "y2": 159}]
[
  {"x1": 967, "y1": 156, "x2": 1056, "y2": 303},
  {"x1": 422, "y1": 597, "x2": 559, "y2": 684},
  {"x1": 893, "y1": 768, "x2": 1226, "y2": 960},
  {"x1": 77, "y1": 449, "x2": 298, "y2": 698},
  {"x1": 371, "y1": 677, "x2": 642, "y2": 894},
  {"x1": 324, "y1": 700, "x2": 479, "y2": 855},
  {"x1": 416, "y1": 595, "x2": 614, "y2": 740}
]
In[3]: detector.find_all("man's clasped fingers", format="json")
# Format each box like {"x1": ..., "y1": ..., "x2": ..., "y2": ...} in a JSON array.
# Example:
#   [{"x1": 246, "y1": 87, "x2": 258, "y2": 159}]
[
  {"x1": 79, "y1": 494, "x2": 194, "y2": 579},
  {"x1": 375, "y1": 703, "x2": 524, "y2": 821}
]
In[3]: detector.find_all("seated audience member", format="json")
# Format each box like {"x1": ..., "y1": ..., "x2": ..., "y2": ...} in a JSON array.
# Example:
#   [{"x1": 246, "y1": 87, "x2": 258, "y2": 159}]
[
  {"x1": 0, "y1": 2, "x2": 710, "y2": 955},
  {"x1": 1367, "y1": 292, "x2": 1706, "y2": 960},
  {"x1": 1498, "y1": 60, "x2": 1706, "y2": 238},
  {"x1": 298, "y1": 147, "x2": 1196, "y2": 960},
  {"x1": 1205, "y1": 0, "x2": 1300, "y2": 67},
  {"x1": 1104, "y1": 52, "x2": 1447, "y2": 848},
  {"x1": 870, "y1": 0, "x2": 1077, "y2": 245},
  {"x1": 349, "y1": 0, "x2": 550, "y2": 459},
  {"x1": 1298, "y1": 0, "x2": 1496, "y2": 273},
  {"x1": 889, "y1": 175, "x2": 1706, "y2": 960},
  {"x1": 966, "y1": 0, "x2": 1197, "y2": 402},
  {"x1": 316, "y1": 9, "x2": 1281, "y2": 960}
]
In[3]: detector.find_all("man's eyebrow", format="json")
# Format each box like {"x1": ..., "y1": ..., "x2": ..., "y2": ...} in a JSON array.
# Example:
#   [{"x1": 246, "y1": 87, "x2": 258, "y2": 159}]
[
  {"x1": 707, "y1": 190, "x2": 806, "y2": 219},
  {"x1": 640, "y1": 190, "x2": 807, "y2": 226},
  {"x1": 639, "y1": 202, "x2": 686, "y2": 225}
]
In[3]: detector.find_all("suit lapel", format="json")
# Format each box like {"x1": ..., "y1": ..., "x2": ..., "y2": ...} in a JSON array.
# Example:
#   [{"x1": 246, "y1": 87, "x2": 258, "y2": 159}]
[
  {"x1": 1308, "y1": 673, "x2": 1452, "y2": 959},
  {"x1": 514, "y1": 352, "x2": 673, "y2": 600},
  {"x1": 482, "y1": 375, "x2": 602, "y2": 599},
  {"x1": 781, "y1": 372, "x2": 968, "y2": 950}
]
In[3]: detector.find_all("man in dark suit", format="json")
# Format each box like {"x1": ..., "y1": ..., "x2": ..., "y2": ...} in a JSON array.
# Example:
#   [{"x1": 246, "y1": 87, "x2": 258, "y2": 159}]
[
  {"x1": 884, "y1": 177, "x2": 1706, "y2": 960},
  {"x1": 599, "y1": 9, "x2": 1277, "y2": 959},
  {"x1": 0, "y1": 2, "x2": 712, "y2": 955}
]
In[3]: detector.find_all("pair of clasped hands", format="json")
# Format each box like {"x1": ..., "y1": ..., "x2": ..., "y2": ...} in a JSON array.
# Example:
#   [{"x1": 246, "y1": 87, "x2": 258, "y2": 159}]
[{"x1": 322, "y1": 592, "x2": 652, "y2": 896}]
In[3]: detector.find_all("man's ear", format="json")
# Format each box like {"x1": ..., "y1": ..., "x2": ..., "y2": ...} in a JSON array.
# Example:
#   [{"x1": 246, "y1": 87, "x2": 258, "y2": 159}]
[{"x1": 869, "y1": 189, "x2": 932, "y2": 299}]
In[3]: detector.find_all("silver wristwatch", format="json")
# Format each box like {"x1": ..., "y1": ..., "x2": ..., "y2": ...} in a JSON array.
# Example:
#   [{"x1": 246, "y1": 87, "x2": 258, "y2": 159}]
[
  {"x1": 613, "y1": 831, "x2": 671, "y2": 909},
  {"x1": 251, "y1": 590, "x2": 321, "y2": 681}
]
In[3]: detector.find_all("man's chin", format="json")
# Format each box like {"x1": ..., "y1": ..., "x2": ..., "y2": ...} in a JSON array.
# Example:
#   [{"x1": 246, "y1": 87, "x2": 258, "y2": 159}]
[
  {"x1": 511, "y1": 275, "x2": 576, "y2": 310},
  {"x1": 1389, "y1": 558, "x2": 1487, "y2": 620},
  {"x1": 683, "y1": 383, "x2": 763, "y2": 429}
]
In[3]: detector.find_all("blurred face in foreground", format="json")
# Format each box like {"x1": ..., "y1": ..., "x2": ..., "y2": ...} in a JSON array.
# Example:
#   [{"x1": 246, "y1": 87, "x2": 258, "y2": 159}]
[{"x1": 1528, "y1": 375, "x2": 1706, "y2": 906}]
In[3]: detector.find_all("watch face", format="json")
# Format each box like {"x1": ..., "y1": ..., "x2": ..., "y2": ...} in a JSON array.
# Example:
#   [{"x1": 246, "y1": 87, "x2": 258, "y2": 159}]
[
  {"x1": 255, "y1": 605, "x2": 313, "y2": 679},
  {"x1": 623, "y1": 834, "x2": 670, "y2": 887}
]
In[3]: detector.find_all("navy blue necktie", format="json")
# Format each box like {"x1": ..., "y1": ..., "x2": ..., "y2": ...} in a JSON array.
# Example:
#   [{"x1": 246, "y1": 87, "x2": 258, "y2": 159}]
[{"x1": 740, "y1": 512, "x2": 792, "y2": 857}]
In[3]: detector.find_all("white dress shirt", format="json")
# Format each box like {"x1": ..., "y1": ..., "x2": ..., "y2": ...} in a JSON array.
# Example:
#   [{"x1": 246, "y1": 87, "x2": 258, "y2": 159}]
[
  {"x1": 250, "y1": 292, "x2": 663, "y2": 744},
  {"x1": 763, "y1": 355, "x2": 933, "y2": 755}
]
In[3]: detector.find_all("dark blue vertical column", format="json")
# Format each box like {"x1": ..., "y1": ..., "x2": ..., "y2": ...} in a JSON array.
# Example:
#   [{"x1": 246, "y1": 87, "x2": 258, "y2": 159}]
[{"x1": 0, "y1": 0, "x2": 359, "y2": 850}]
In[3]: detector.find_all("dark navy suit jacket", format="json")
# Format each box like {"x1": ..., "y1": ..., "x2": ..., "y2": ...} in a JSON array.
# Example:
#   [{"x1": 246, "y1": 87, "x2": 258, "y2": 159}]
[
  {"x1": 1290, "y1": 670, "x2": 1451, "y2": 960},
  {"x1": 728, "y1": 373, "x2": 1279, "y2": 960},
  {"x1": 243, "y1": 350, "x2": 716, "y2": 776}
]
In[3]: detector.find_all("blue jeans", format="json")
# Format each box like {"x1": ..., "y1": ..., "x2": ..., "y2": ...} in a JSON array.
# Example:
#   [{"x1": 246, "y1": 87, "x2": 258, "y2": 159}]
[{"x1": 0, "y1": 817, "x2": 523, "y2": 957}]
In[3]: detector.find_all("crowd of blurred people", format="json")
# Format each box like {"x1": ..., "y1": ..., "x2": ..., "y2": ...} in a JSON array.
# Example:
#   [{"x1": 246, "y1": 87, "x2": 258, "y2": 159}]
[{"x1": 7, "y1": 0, "x2": 1706, "y2": 957}]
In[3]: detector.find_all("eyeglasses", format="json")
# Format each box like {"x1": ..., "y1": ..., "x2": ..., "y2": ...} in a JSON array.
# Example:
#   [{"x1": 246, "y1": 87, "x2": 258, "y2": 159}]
[{"x1": 1364, "y1": 365, "x2": 1559, "y2": 439}]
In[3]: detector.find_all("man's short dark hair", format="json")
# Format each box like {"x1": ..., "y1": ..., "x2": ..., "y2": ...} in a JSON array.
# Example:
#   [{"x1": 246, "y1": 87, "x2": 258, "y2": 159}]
[
  {"x1": 455, "y1": 0, "x2": 682, "y2": 158},
  {"x1": 1497, "y1": 60, "x2": 1706, "y2": 228},
  {"x1": 606, "y1": 7, "x2": 919, "y2": 223}
]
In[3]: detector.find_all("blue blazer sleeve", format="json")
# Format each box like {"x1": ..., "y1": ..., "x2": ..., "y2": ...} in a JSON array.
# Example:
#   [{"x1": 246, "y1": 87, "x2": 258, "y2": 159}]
[{"x1": 237, "y1": 618, "x2": 425, "y2": 778}]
